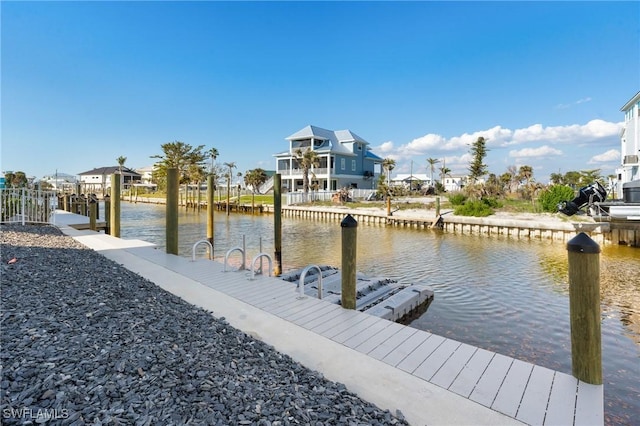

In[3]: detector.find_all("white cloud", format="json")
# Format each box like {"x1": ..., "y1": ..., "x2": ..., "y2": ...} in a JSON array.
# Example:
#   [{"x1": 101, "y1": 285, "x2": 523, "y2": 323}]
[
  {"x1": 375, "y1": 141, "x2": 395, "y2": 154},
  {"x1": 372, "y1": 119, "x2": 621, "y2": 178},
  {"x1": 555, "y1": 97, "x2": 592, "y2": 109},
  {"x1": 509, "y1": 145, "x2": 563, "y2": 159},
  {"x1": 510, "y1": 119, "x2": 621, "y2": 145},
  {"x1": 589, "y1": 149, "x2": 620, "y2": 164}
]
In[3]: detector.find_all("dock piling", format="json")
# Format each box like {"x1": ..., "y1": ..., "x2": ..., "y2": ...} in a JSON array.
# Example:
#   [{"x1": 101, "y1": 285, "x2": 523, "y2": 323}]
[
  {"x1": 273, "y1": 174, "x2": 282, "y2": 276},
  {"x1": 207, "y1": 175, "x2": 215, "y2": 255},
  {"x1": 89, "y1": 198, "x2": 97, "y2": 231},
  {"x1": 341, "y1": 214, "x2": 358, "y2": 310},
  {"x1": 166, "y1": 168, "x2": 179, "y2": 255},
  {"x1": 567, "y1": 232, "x2": 602, "y2": 385},
  {"x1": 110, "y1": 174, "x2": 121, "y2": 237}
]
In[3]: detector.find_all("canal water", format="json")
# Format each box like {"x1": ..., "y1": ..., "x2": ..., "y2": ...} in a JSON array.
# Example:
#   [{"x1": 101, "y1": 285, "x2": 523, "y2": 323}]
[{"x1": 116, "y1": 202, "x2": 639, "y2": 424}]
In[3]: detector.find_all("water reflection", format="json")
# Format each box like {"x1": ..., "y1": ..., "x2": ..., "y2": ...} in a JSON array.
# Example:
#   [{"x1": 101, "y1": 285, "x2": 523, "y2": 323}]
[{"x1": 117, "y1": 202, "x2": 639, "y2": 423}]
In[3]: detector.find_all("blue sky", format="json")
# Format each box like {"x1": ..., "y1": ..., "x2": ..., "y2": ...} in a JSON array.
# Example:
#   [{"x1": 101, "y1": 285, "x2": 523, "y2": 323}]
[{"x1": 2, "y1": 1, "x2": 639, "y2": 183}]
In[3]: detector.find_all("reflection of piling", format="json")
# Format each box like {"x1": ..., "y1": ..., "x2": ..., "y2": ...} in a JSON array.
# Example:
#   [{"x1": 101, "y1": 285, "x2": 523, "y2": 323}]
[
  {"x1": 567, "y1": 232, "x2": 602, "y2": 385},
  {"x1": 273, "y1": 174, "x2": 282, "y2": 276},
  {"x1": 341, "y1": 214, "x2": 358, "y2": 310},
  {"x1": 89, "y1": 199, "x2": 97, "y2": 231},
  {"x1": 104, "y1": 195, "x2": 111, "y2": 235},
  {"x1": 110, "y1": 174, "x2": 121, "y2": 237},
  {"x1": 166, "y1": 168, "x2": 179, "y2": 255},
  {"x1": 207, "y1": 175, "x2": 215, "y2": 252}
]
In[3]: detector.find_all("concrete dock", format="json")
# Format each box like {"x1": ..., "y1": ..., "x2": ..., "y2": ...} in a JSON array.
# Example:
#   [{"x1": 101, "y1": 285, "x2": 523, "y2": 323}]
[{"x1": 54, "y1": 211, "x2": 604, "y2": 425}]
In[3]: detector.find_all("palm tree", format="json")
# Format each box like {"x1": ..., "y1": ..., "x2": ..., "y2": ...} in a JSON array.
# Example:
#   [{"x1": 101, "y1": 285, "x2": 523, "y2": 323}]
[
  {"x1": 294, "y1": 148, "x2": 320, "y2": 194},
  {"x1": 439, "y1": 166, "x2": 451, "y2": 187},
  {"x1": 244, "y1": 168, "x2": 268, "y2": 212},
  {"x1": 381, "y1": 158, "x2": 396, "y2": 187},
  {"x1": 207, "y1": 147, "x2": 219, "y2": 174},
  {"x1": 223, "y1": 162, "x2": 236, "y2": 215},
  {"x1": 426, "y1": 158, "x2": 440, "y2": 187},
  {"x1": 116, "y1": 156, "x2": 127, "y2": 190},
  {"x1": 116, "y1": 156, "x2": 127, "y2": 174},
  {"x1": 549, "y1": 172, "x2": 564, "y2": 185}
]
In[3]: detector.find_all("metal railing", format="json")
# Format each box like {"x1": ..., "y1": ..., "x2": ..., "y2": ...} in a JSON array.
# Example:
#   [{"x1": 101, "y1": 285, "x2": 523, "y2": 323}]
[{"x1": 0, "y1": 189, "x2": 58, "y2": 225}]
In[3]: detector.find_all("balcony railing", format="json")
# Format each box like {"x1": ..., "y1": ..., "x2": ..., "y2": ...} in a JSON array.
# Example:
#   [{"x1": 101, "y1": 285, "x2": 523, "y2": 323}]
[{"x1": 277, "y1": 168, "x2": 332, "y2": 176}]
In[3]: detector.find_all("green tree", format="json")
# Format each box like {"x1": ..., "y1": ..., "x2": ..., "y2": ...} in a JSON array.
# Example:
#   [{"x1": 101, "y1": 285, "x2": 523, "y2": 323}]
[
  {"x1": 484, "y1": 173, "x2": 503, "y2": 197},
  {"x1": 4, "y1": 171, "x2": 28, "y2": 188},
  {"x1": 439, "y1": 165, "x2": 451, "y2": 188},
  {"x1": 151, "y1": 141, "x2": 206, "y2": 184},
  {"x1": 294, "y1": 148, "x2": 320, "y2": 193},
  {"x1": 517, "y1": 165, "x2": 536, "y2": 200},
  {"x1": 563, "y1": 171, "x2": 581, "y2": 189},
  {"x1": 579, "y1": 169, "x2": 603, "y2": 187},
  {"x1": 549, "y1": 172, "x2": 564, "y2": 185},
  {"x1": 426, "y1": 158, "x2": 440, "y2": 187},
  {"x1": 116, "y1": 156, "x2": 127, "y2": 174},
  {"x1": 468, "y1": 137, "x2": 489, "y2": 183},
  {"x1": 244, "y1": 168, "x2": 268, "y2": 211},
  {"x1": 381, "y1": 158, "x2": 396, "y2": 188},
  {"x1": 207, "y1": 147, "x2": 219, "y2": 174}
]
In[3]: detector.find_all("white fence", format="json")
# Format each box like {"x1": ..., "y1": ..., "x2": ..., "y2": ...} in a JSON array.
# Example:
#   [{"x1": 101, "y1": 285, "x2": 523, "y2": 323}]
[
  {"x1": 0, "y1": 189, "x2": 58, "y2": 225},
  {"x1": 285, "y1": 189, "x2": 376, "y2": 205}
]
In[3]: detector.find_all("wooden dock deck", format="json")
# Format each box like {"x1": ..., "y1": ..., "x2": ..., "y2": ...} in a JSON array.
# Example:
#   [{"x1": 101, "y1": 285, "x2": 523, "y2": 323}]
[{"x1": 56, "y1": 241, "x2": 602, "y2": 424}]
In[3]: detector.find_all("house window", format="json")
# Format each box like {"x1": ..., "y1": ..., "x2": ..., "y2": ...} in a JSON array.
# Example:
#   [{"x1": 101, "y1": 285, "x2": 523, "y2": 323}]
[
  {"x1": 351, "y1": 160, "x2": 356, "y2": 171},
  {"x1": 341, "y1": 158, "x2": 345, "y2": 170}
]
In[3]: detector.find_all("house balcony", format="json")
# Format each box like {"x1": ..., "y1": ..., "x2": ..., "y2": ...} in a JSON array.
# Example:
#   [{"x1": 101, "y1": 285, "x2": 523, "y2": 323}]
[{"x1": 278, "y1": 168, "x2": 332, "y2": 176}]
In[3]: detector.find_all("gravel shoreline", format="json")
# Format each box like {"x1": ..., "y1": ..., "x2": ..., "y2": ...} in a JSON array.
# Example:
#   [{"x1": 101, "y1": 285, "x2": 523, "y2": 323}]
[{"x1": 1, "y1": 224, "x2": 408, "y2": 426}]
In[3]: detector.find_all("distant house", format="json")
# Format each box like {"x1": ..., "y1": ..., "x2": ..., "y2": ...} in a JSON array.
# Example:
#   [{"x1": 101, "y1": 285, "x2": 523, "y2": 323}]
[
  {"x1": 274, "y1": 125, "x2": 383, "y2": 192},
  {"x1": 390, "y1": 173, "x2": 431, "y2": 189},
  {"x1": 442, "y1": 175, "x2": 469, "y2": 192},
  {"x1": 78, "y1": 166, "x2": 142, "y2": 193},
  {"x1": 135, "y1": 165, "x2": 155, "y2": 185},
  {"x1": 616, "y1": 91, "x2": 640, "y2": 199},
  {"x1": 39, "y1": 172, "x2": 78, "y2": 192}
]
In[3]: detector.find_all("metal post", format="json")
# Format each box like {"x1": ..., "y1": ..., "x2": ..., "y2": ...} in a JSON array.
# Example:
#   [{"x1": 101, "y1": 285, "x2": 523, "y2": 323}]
[
  {"x1": 273, "y1": 174, "x2": 282, "y2": 276},
  {"x1": 341, "y1": 214, "x2": 358, "y2": 310},
  {"x1": 89, "y1": 199, "x2": 97, "y2": 231},
  {"x1": 166, "y1": 168, "x2": 179, "y2": 255},
  {"x1": 207, "y1": 175, "x2": 215, "y2": 254},
  {"x1": 567, "y1": 232, "x2": 602, "y2": 385},
  {"x1": 110, "y1": 174, "x2": 121, "y2": 237}
]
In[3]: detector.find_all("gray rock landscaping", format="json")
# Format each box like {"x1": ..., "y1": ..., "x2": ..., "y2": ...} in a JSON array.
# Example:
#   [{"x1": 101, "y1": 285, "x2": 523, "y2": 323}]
[{"x1": 1, "y1": 224, "x2": 408, "y2": 426}]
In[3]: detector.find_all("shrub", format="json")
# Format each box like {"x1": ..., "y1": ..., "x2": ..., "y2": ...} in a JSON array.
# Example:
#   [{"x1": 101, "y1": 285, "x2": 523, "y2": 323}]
[
  {"x1": 538, "y1": 185, "x2": 575, "y2": 212},
  {"x1": 448, "y1": 193, "x2": 467, "y2": 206},
  {"x1": 481, "y1": 197, "x2": 502, "y2": 208},
  {"x1": 454, "y1": 200, "x2": 494, "y2": 217}
]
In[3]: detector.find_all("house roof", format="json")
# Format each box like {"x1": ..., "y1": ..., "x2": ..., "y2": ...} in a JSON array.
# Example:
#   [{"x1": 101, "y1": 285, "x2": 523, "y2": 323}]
[
  {"x1": 78, "y1": 166, "x2": 141, "y2": 177},
  {"x1": 620, "y1": 91, "x2": 640, "y2": 112},
  {"x1": 285, "y1": 125, "x2": 375, "y2": 157},
  {"x1": 392, "y1": 173, "x2": 430, "y2": 182}
]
